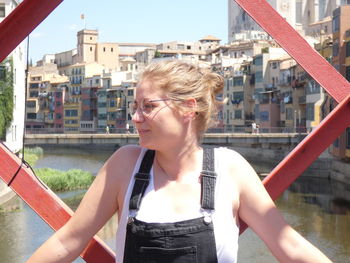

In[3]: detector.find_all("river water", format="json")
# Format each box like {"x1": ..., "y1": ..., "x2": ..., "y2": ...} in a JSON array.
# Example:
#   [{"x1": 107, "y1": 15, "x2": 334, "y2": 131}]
[{"x1": 0, "y1": 147, "x2": 349, "y2": 262}]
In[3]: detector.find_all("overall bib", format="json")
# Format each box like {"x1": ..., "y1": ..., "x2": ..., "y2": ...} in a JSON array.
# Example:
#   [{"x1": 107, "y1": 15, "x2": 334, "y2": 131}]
[{"x1": 123, "y1": 148, "x2": 219, "y2": 263}]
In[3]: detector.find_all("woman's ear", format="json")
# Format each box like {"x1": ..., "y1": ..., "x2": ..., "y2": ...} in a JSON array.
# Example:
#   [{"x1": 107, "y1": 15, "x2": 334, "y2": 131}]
[{"x1": 183, "y1": 98, "x2": 197, "y2": 122}]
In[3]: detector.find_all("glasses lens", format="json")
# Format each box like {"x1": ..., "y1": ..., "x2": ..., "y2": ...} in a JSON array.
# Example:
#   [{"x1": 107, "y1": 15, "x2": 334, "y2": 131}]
[
  {"x1": 142, "y1": 101, "x2": 154, "y2": 115},
  {"x1": 129, "y1": 102, "x2": 137, "y2": 115}
]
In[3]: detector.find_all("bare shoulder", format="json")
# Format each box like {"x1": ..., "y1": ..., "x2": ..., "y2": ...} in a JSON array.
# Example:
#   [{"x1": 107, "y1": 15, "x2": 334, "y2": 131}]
[
  {"x1": 105, "y1": 145, "x2": 142, "y2": 169},
  {"x1": 216, "y1": 147, "x2": 258, "y2": 183},
  {"x1": 103, "y1": 145, "x2": 142, "y2": 182},
  {"x1": 216, "y1": 147, "x2": 263, "y2": 202},
  {"x1": 102, "y1": 145, "x2": 143, "y2": 207}
]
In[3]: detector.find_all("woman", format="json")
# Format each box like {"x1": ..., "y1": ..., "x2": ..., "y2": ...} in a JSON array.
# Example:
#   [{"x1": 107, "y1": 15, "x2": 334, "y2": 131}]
[{"x1": 27, "y1": 60, "x2": 331, "y2": 262}]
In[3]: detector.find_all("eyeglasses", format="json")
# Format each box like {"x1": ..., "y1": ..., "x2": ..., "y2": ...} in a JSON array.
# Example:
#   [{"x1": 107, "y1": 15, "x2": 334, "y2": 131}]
[{"x1": 129, "y1": 98, "x2": 181, "y2": 116}]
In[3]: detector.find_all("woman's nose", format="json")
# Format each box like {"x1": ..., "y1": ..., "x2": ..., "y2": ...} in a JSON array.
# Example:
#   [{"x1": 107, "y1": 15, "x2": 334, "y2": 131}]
[{"x1": 132, "y1": 109, "x2": 144, "y2": 123}]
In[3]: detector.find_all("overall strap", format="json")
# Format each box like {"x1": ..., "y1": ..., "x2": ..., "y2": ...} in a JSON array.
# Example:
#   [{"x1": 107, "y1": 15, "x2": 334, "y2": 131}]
[
  {"x1": 129, "y1": 149, "x2": 155, "y2": 211},
  {"x1": 200, "y1": 147, "x2": 217, "y2": 210}
]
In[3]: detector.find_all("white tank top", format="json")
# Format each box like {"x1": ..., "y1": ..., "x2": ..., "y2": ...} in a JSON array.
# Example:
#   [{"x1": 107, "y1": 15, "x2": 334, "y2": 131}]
[{"x1": 116, "y1": 147, "x2": 239, "y2": 263}]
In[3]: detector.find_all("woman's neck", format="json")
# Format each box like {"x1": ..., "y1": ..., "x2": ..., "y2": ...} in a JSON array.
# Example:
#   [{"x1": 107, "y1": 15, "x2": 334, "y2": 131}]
[{"x1": 154, "y1": 141, "x2": 202, "y2": 182}]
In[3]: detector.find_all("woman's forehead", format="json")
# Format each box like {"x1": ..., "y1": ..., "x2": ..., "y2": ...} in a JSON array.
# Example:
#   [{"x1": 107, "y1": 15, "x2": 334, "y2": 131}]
[{"x1": 136, "y1": 80, "x2": 165, "y2": 98}]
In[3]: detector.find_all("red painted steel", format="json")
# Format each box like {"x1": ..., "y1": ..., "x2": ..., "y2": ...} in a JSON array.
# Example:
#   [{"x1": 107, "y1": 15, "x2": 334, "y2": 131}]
[
  {"x1": 0, "y1": 143, "x2": 115, "y2": 262},
  {"x1": 235, "y1": 0, "x2": 350, "y2": 103},
  {"x1": 239, "y1": 94, "x2": 350, "y2": 233},
  {"x1": 0, "y1": 0, "x2": 349, "y2": 259},
  {"x1": 0, "y1": 0, "x2": 63, "y2": 63}
]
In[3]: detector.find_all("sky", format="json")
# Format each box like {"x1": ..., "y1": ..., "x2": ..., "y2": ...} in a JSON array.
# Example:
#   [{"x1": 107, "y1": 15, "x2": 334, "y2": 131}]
[{"x1": 29, "y1": 0, "x2": 228, "y2": 63}]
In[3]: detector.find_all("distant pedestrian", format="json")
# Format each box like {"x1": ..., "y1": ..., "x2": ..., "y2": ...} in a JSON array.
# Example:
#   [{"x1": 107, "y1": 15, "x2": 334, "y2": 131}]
[
  {"x1": 125, "y1": 122, "x2": 130, "y2": 134},
  {"x1": 252, "y1": 122, "x2": 257, "y2": 134},
  {"x1": 105, "y1": 125, "x2": 110, "y2": 134}
]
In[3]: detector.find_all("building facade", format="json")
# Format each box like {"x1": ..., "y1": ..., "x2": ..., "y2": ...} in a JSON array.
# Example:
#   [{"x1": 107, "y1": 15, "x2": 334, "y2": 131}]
[{"x1": 1, "y1": 0, "x2": 26, "y2": 152}]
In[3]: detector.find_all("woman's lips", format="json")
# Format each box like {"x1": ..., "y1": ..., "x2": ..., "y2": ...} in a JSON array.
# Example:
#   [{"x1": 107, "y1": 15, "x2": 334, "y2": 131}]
[{"x1": 138, "y1": 129, "x2": 150, "y2": 134}]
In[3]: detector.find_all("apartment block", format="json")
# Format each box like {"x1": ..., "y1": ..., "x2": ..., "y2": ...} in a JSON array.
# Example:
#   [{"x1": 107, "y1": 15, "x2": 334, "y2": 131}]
[
  {"x1": 228, "y1": 0, "x2": 347, "y2": 42},
  {"x1": 26, "y1": 66, "x2": 69, "y2": 133},
  {"x1": 329, "y1": 5, "x2": 350, "y2": 159},
  {"x1": 1, "y1": 0, "x2": 26, "y2": 152}
]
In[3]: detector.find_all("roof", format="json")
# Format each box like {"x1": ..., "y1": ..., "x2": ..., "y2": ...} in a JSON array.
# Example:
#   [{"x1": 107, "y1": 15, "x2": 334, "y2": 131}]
[{"x1": 200, "y1": 35, "x2": 221, "y2": 41}]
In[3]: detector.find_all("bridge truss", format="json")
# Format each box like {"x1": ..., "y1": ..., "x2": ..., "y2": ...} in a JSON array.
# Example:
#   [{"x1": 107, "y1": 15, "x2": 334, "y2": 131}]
[{"x1": 0, "y1": 0, "x2": 350, "y2": 262}]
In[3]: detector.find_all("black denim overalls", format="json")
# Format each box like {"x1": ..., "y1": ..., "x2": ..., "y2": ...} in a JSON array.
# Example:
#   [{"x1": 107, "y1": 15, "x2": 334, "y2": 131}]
[{"x1": 123, "y1": 148, "x2": 218, "y2": 263}]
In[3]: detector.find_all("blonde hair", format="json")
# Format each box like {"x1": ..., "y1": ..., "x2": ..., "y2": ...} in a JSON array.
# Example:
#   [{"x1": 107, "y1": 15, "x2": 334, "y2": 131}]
[{"x1": 139, "y1": 60, "x2": 224, "y2": 137}]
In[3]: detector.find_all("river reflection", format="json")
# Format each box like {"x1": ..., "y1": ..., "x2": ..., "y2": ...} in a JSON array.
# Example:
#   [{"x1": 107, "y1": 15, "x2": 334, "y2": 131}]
[{"x1": 0, "y1": 147, "x2": 349, "y2": 262}]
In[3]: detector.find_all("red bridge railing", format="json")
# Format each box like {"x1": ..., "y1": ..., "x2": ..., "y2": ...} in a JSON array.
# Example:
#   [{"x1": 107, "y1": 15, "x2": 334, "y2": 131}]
[{"x1": 1, "y1": 0, "x2": 350, "y2": 262}]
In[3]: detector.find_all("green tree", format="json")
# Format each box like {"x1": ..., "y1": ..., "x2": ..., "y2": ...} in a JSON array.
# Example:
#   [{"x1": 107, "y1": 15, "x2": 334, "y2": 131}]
[
  {"x1": 0, "y1": 57, "x2": 14, "y2": 140},
  {"x1": 154, "y1": 50, "x2": 162, "y2": 58}
]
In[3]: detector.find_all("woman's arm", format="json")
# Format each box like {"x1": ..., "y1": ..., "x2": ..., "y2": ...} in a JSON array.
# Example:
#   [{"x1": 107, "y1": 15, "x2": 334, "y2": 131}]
[
  {"x1": 232, "y1": 154, "x2": 332, "y2": 263},
  {"x1": 26, "y1": 145, "x2": 141, "y2": 263}
]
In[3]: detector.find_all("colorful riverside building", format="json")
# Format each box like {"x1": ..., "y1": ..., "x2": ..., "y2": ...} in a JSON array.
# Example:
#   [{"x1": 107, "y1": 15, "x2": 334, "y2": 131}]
[
  {"x1": 98, "y1": 71, "x2": 136, "y2": 133},
  {"x1": 26, "y1": 64, "x2": 69, "y2": 133},
  {"x1": 62, "y1": 62, "x2": 105, "y2": 133},
  {"x1": 329, "y1": 5, "x2": 350, "y2": 160},
  {"x1": 80, "y1": 75, "x2": 100, "y2": 133}
]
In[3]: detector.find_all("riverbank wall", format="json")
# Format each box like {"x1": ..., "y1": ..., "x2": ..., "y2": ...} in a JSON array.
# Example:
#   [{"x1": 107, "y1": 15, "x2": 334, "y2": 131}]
[
  {"x1": 0, "y1": 181, "x2": 19, "y2": 212},
  {"x1": 233, "y1": 145, "x2": 350, "y2": 184}
]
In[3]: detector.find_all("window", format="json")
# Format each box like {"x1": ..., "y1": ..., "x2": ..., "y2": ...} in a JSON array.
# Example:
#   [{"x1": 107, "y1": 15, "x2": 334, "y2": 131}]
[
  {"x1": 332, "y1": 12, "x2": 340, "y2": 32},
  {"x1": 346, "y1": 42, "x2": 350, "y2": 57},
  {"x1": 286, "y1": 108, "x2": 293, "y2": 120},
  {"x1": 346, "y1": 66, "x2": 350, "y2": 82},
  {"x1": 27, "y1": 113, "x2": 37, "y2": 119},
  {"x1": 90, "y1": 47, "x2": 93, "y2": 51},
  {"x1": 65, "y1": 120, "x2": 78, "y2": 124},
  {"x1": 26, "y1": 101, "x2": 36, "y2": 108},
  {"x1": 30, "y1": 83, "x2": 39, "y2": 89},
  {"x1": 65, "y1": 109, "x2": 78, "y2": 117},
  {"x1": 260, "y1": 111, "x2": 269, "y2": 121},
  {"x1": 0, "y1": 4, "x2": 5, "y2": 17},
  {"x1": 56, "y1": 113, "x2": 62, "y2": 119},
  {"x1": 234, "y1": 110, "x2": 242, "y2": 119},
  {"x1": 253, "y1": 56, "x2": 263, "y2": 66},
  {"x1": 56, "y1": 101, "x2": 62, "y2": 107},
  {"x1": 111, "y1": 47, "x2": 114, "y2": 52},
  {"x1": 333, "y1": 39, "x2": 339, "y2": 57},
  {"x1": 306, "y1": 103, "x2": 314, "y2": 121},
  {"x1": 29, "y1": 91, "x2": 38, "y2": 97},
  {"x1": 346, "y1": 128, "x2": 350, "y2": 149},
  {"x1": 110, "y1": 100, "x2": 116, "y2": 107},
  {"x1": 98, "y1": 114, "x2": 107, "y2": 120},
  {"x1": 233, "y1": 91, "x2": 244, "y2": 102},
  {"x1": 0, "y1": 65, "x2": 6, "y2": 80},
  {"x1": 306, "y1": 81, "x2": 320, "y2": 95},
  {"x1": 255, "y1": 71, "x2": 263, "y2": 82},
  {"x1": 333, "y1": 138, "x2": 339, "y2": 148},
  {"x1": 127, "y1": 90, "x2": 134, "y2": 96},
  {"x1": 103, "y1": 47, "x2": 106, "y2": 52},
  {"x1": 233, "y1": 77, "x2": 244, "y2": 86}
]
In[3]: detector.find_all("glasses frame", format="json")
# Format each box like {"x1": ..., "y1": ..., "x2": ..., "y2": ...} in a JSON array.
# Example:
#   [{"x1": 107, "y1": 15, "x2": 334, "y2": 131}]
[{"x1": 129, "y1": 98, "x2": 182, "y2": 116}]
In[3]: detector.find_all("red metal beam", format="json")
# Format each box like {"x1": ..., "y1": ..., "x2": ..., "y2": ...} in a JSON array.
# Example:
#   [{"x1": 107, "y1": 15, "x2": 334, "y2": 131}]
[
  {"x1": 0, "y1": 143, "x2": 115, "y2": 262},
  {"x1": 239, "y1": 94, "x2": 350, "y2": 232},
  {"x1": 234, "y1": 0, "x2": 350, "y2": 103},
  {"x1": 0, "y1": 0, "x2": 63, "y2": 63}
]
